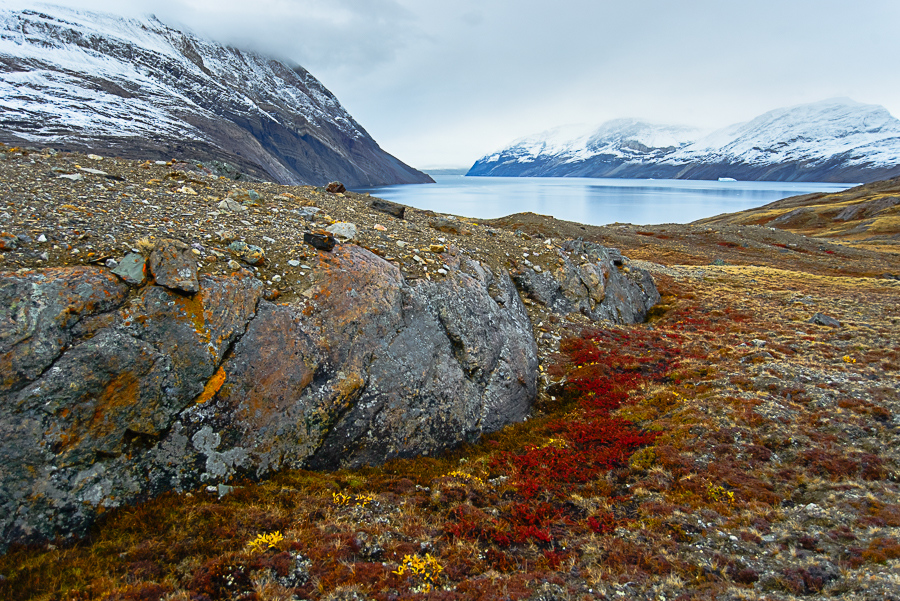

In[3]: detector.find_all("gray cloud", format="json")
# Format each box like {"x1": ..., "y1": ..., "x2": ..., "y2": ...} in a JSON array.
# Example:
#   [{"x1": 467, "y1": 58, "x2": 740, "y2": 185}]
[{"x1": 27, "y1": 0, "x2": 900, "y2": 167}]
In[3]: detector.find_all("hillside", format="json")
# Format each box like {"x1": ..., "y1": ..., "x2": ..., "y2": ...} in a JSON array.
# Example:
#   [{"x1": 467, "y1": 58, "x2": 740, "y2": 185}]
[
  {"x1": 0, "y1": 3, "x2": 432, "y2": 187},
  {"x1": 469, "y1": 98, "x2": 900, "y2": 183},
  {"x1": 0, "y1": 145, "x2": 898, "y2": 600}
]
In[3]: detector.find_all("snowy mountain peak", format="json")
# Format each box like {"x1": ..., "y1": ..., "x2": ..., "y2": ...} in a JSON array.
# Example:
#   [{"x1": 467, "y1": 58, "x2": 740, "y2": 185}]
[
  {"x1": 0, "y1": 2, "x2": 431, "y2": 186},
  {"x1": 469, "y1": 99, "x2": 900, "y2": 183}
]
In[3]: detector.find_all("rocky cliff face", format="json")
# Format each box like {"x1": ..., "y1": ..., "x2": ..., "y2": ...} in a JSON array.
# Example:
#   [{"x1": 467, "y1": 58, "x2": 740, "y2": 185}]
[{"x1": 0, "y1": 4, "x2": 432, "y2": 187}]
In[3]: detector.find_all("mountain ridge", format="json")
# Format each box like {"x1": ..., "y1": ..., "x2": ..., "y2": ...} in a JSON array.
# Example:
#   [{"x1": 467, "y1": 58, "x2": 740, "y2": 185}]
[
  {"x1": 469, "y1": 98, "x2": 900, "y2": 183},
  {"x1": 0, "y1": 2, "x2": 432, "y2": 186}
]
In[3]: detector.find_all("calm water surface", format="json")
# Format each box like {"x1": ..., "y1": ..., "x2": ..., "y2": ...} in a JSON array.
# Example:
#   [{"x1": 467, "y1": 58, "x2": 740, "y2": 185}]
[{"x1": 353, "y1": 176, "x2": 855, "y2": 226}]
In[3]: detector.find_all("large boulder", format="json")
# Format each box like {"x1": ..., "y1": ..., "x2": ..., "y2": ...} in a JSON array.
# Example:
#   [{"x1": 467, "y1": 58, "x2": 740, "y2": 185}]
[
  {"x1": 0, "y1": 244, "x2": 537, "y2": 547},
  {"x1": 511, "y1": 239, "x2": 660, "y2": 324}
]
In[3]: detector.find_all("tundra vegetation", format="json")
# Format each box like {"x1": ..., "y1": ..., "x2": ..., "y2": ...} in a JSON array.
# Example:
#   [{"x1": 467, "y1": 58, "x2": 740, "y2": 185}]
[{"x1": 0, "y1": 147, "x2": 898, "y2": 600}]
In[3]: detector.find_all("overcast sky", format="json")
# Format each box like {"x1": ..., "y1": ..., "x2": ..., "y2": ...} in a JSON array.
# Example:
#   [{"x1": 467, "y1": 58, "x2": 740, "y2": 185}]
[{"x1": 40, "y1": 0, "x2": 900, "y2": 168}]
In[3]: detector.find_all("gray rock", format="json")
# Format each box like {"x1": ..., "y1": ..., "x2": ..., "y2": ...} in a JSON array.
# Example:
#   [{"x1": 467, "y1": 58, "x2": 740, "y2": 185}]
[
  {"x1": 111, "y1": 253, "x2": 147, "y2": 286},
  {"x1": 0, "y1": 266, "x2": 129, "y2": 396},
  {"x1": 326, "y1": 222, "x2": 358, "y2": 241},
  {"x1": 809, "y1": 312, "x2": 841, "y2": 327},
  {"x1": 429, "y1": 217, "x2": 469, "y2": 235},
  {"x1": 217, "y1": 198, "x2": 247, "y2": 212},
  {"x1": 370, "y1": 199, "x2": 406, "y2": 219},
  {"x1": 0, "y1": 246, "x2": 537, "y2": 547},
  {"x1": 149, "y1": 239, "x2": 199, "y2": 293},
  {"x1": 512, "y1": 239, "x2": 659, "y2": 324},
  {"x1": 227, "y1": 240, "x2": 265, "y2": 265}
]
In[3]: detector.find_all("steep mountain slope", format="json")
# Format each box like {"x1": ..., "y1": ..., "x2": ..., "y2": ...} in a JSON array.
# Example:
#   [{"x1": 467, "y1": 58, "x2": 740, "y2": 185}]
[
  {"x1": 0, "y1": 2, "x2": 432, "y2": 186},
  {"x1": 469, "y1": 99, "x2": 900, "y2": 183}
]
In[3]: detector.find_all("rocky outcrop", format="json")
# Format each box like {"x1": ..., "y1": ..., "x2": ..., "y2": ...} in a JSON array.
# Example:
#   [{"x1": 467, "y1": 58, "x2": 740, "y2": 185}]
[
  {"x1": 511, "y1": 239, "x2": 660, "y2": 324},
  {"x1": 0, "y1": 243, "x2": 539, "y2": 547}
]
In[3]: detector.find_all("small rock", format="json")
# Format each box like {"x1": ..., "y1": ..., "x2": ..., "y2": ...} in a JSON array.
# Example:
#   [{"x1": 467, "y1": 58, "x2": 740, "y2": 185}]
[
  {"x1": 149, "y1": 239, "x2": 199, "y2": 293},
  {"x1": 111, "y1": 253, "x2": 148, "y2": 286},
  {"x1": 57, "y1": 173, "x2": 83, "y2": 181},
  {"x1": 396, "y1": 241, "x2": 408, "y2": 248},
  {"x1": 437, "y1": 268, "x2": 448, "y2": 275},
  {"x1": 37, "y1": 234, "x2": 47, "y2": 243},
  {"x1": 264, "y1": 289, "x2": 281, "y2": 301},
  {"x1": 0, "y1": 232, "x2": 19, "y2": 251},
  {"x1": 227, "y1": 259, "x2": 241, "y2": 270},
  {"x1": 304, "y1": 230, "x2": 336, "y2": 252},
  {"x1": 430, "y1": 217, "x2": 470, "y2": 235},
  {"x1": 809, "y1": 312, "x2": 841, "y2": 328},
  {"x1": 227, "y1": 241, "x2": 266, "y2": 266},
  {"x1": 373, "y1": 224, "x2": 387, "y2": 231},
  {"x1": 295, "y1": 207, "x2": 321, "y2": 218},
  {"x1": 288, "y1": 259, "x2": 301, "y2": 267},
  {"x1": 262, "y1": 236, "x2": 276, "y2": 244},
  {"x1": 326, "y1": 181, "x2": 346, "y2": 194},
  {"x1": 370, "y1": 199, "x2": 405, "y2": 219},
  {"x1": 178, "y1": 186, "x2": 198, "y2": 195},
  {"x1": 217, "y1": 199, "x2": 247, "y2": 212},
  {"x1": 87, "y1": 154, "x2": 103, "y2": 161},
  {"x1": 247, "y1": 189, "x2": 260, "y2": 201},
  {"x1": 533, "y1": 265, "x2": 542, "y2": 273},
  {"x1": 326, "y1": 222, "x2": 358, "y2": 241},
  {"x1": 712, "y1": 258, "x2": 727, "y2": 266},
  {"x1": 429, "y1": 244, "x2": 446, "y2": 253},
  {"x1": 77, "y1": 167, "x2": 109, "y2": 176},
  {"x1": 751, "y1": 339, "x2": 767, "y2": 347}
]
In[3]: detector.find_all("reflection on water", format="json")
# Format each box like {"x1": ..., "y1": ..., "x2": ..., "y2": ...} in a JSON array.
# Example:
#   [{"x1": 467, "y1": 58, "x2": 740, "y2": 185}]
[{"x1": 353, "y1": 176, "x2": 854, "y2": 226}]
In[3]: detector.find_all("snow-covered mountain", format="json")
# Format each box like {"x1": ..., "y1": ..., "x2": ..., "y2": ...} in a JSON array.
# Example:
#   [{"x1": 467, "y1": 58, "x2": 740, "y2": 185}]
[
  {"x1": 0, "y1": 2, "x2": 432, "y2": 186},
  {"x1": 468, "y1": 99, "x2": 900, "y2": 183}
]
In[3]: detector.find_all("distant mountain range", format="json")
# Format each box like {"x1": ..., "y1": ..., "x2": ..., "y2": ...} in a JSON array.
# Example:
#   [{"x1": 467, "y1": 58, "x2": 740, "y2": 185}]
[
  {"x1": 468, "y1": 98, "x2": 900, "y2": 183},
  {"x1": 0, "y1": 2, "x2": 432, "y2": 186}
]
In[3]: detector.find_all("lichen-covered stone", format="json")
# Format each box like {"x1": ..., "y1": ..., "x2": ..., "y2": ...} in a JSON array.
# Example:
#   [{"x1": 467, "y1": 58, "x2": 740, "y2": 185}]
[
  {"x1": 0, "y1": 246, "x2": 537, "y2": 548},
  {"x1": 111, "y1": 252, "x2": 147, "y2": 285},
  {"x1": 149, "y1": 238, "x2": 199, "y2": 293},
  {"x1": 511, "y1": 239, "x2": 660, "y2": 324}
]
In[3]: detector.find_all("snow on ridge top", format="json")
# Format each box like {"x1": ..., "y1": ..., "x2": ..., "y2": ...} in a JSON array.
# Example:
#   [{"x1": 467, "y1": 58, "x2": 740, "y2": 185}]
[
  {"x1": 497, "y1": 119, "x2": 704, "y2": 162},
  {"x1": 677, "y1": 97, "x2": 900, "y2": 166},
  {"x1": 476, "y1": 98, "x2": 900, "y2": 171},
  {"x1": 0, "y1": 1, "x2": 365, "y2": 139}
]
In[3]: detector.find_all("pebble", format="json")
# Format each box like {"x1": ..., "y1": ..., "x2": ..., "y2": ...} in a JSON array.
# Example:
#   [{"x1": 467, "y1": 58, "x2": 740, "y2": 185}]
[
  {"x1": 288, "y1": 259, "x2": 301, "y2": 267},
  {"x1": 37, "y1": 234, "x2": 47, "y2": 243}
]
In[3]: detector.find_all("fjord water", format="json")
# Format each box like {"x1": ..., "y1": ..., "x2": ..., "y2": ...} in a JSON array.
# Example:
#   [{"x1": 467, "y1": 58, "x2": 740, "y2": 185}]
[{"x1": 353, "y1": 175, "x2": 854, "y2": 226}]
